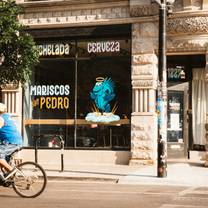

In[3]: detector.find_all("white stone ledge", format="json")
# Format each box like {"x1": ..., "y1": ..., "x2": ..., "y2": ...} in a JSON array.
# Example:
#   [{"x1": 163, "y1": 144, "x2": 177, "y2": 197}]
[
  {"x1": 20, "y1": 17, "x2": 135, "y2": 28},
  {"x1": 131, "y1": 112, "x2": 157, "y2": 116}
]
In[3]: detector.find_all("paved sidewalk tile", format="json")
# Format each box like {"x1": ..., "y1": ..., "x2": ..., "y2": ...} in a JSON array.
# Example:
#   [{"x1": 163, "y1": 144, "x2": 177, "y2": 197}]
[
  {"x1": 45, "y1": 161, "x2": 208, "y2": 187},
  {"x1": 119, "y1": 163, "x2": 208, "y2": 187}
]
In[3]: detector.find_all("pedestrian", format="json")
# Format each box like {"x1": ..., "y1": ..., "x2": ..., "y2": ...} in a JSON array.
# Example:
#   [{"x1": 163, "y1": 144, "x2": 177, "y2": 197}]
[{"x1": 0, "y1": 103, "x2": 23, "y2": 179}]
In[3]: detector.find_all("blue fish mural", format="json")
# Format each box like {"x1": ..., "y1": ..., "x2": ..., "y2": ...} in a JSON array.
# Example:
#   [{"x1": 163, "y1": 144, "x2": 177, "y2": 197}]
[{"x1": 90, "y1": 77, "x2": 115, "y2": 113}]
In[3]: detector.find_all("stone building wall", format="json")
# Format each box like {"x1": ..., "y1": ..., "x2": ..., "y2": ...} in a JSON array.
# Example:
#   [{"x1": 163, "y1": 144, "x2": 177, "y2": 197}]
[
  {"x1": 130, "y1": 22, "x2": 158, "y2": 165},
  {"x1": 18, "y1": 0, "x2": 130, "y2": 27},
  {"x1": 15, "y1": 0, "x2": 208, "y2": 165}
]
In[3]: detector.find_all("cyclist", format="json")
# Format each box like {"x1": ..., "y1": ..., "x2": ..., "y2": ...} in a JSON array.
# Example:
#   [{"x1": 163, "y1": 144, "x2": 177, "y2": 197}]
[{"x1": 0, "y1": 103, "x2": 23, "y2": 179}]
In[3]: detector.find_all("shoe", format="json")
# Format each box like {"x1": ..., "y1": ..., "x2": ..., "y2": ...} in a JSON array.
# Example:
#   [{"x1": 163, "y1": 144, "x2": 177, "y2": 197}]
[{"x1": 4, "y1": 167, "x2": 18, "y2": 180}]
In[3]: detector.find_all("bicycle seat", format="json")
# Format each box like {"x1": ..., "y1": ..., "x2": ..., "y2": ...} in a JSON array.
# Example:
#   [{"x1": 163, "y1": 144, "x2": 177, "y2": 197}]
[
  {"x1": 6, "y1": 147, "x2": 22, "y2": 161},
  {"x1": 5, "y1": 147, "x2": 22, "y2": 163}
]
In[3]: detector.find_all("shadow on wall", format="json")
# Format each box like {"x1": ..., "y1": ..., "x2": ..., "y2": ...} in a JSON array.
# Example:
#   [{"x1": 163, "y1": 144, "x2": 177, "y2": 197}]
[{"x1": 115, "y1": 151, "x2": 131, "y2": 165}]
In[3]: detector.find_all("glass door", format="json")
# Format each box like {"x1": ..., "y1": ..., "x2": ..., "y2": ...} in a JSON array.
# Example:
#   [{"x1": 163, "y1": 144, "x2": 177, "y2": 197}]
[{"x1": 167, "y1": 82, "x2": 189, "y2": 158}]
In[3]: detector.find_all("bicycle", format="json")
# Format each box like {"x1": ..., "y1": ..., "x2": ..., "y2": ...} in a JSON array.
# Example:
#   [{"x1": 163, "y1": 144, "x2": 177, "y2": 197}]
[{"x1": 0, "y1": 147, "x2": 47, "y2": 198}]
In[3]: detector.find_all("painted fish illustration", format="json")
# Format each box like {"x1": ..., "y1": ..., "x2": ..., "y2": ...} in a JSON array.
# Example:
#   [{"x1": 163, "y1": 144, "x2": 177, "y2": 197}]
[{"x1": 90, "y1": 77, "x2": 115, "y2": 112}]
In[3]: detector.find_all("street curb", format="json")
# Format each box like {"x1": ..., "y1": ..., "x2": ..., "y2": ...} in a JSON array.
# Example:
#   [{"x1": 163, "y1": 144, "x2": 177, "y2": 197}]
[{"x1": 47, "y1": 176, "x2": 119, "y2": 183}]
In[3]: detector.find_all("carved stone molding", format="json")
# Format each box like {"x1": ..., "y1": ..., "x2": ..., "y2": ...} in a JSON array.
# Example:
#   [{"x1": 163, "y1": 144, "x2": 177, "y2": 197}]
[
  {"x1": 167, "y1": 16, "x2": 208, "y2": 35},
  {"x1": 130, "y1": 4, "x2": 158, "y2": 17},
  {"x1": 132, "y1": 54, "x2": 158, "y2": 65},
  {"x1": 20, "y1": 4, "x2": 129, "y2": 26},
  {"x1": 131, "y1": 53, "x2": 158, "y2": 89},
  {"x1": 131, "y1": 80, "x2": 158, "y2": 89},
  {"x1": 132, "y1": 64, "x2": 158, "y2": 81},
  {"x1": 168, "y1": 36, "x2": 208, "y2": 52},
  {"x1": 1, "y1": 83, "x2": 19, "y2": 90}
]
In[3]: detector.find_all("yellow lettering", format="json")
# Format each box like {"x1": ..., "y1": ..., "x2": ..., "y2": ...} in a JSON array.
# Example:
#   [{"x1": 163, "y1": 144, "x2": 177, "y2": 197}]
[
  {"x1": 40, "y1": 97, "x2": 46, "y2": 109},
  {"x1": 46, "y1": 97, "x2": 51, "y2": 109},
  {"x1": 51, "y1": 97, "x2": 57, "y2": 109},
  {"x1": 58, "y1": 97, "x2": 63, "y2": 109},
  {"x1": 63, "y1": 97, "x2": 69, "y2": 109},
  {"x1": 38, "y1": 96, "x2": 69, "y2": 109}
]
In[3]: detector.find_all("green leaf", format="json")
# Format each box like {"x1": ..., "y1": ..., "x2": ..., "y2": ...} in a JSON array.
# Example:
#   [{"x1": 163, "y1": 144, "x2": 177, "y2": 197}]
[{"x1": 0, "y1": 0, "x2": 39, "y2": 86}]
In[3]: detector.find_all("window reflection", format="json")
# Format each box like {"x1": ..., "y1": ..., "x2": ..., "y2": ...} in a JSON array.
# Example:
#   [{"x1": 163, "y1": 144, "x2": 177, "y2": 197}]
[{"x1": 24, "y1": 37, "x2": 131, "y2": 150}]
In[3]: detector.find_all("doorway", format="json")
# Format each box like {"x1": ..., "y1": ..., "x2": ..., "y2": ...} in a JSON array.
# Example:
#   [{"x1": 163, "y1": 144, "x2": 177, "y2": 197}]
[
  {"x1": 167, "y1": 54, "x2": 206, "y2": 159},
  {"x1": 167, "y1": 82, "x2": 189, "y2": 158}
]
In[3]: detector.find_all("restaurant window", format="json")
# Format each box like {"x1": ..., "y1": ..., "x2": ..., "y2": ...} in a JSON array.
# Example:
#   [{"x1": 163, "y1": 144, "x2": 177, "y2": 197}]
[{"x1": 24, "y1": 26, "x2": 131, "y2": 150}]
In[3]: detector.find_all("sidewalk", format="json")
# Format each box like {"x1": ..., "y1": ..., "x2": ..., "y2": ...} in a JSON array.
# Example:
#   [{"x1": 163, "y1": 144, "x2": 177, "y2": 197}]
[{"x1": 45, "y1": 159, "x2": 208, "y2": 187}]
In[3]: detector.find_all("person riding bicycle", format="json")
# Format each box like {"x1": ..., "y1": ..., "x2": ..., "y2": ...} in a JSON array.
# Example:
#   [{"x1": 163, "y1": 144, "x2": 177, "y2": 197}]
[{"x1": 0, "y1": 103, "x2": 23, "y2": 179}]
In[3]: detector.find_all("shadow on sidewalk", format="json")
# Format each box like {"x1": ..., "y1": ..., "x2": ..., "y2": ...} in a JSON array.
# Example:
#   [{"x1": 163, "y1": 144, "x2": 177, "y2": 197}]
[
  {"x1": 45, "y1": 167, "x2": 159, "y2": 179},
  {"x1": 44, "y1": 169, "x2": 129, "y2": 177}
]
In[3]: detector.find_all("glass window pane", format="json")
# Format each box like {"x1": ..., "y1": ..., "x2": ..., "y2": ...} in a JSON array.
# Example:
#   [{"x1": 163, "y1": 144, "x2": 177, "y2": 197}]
[
  {"x1": 167, "y1": 90, "x2": 184, "y2": 143},
  {"x1": 23, "y1": 35, "x2": 131, "y2": 150},
  {"x1": 32, "y1": 59, "x2": 75, "y2": 119},
  {"x1": 24, "y1": 59, "x2": 75, "y2": 147},
  {"x1": 76, "y1": 38, "x2": 131, "y2": 149}
]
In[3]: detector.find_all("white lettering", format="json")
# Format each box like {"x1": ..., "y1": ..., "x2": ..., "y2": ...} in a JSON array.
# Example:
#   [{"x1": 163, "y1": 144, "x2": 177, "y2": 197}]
[
  {"x1": 59, "y1": 44, "x2": 65, "y2": 55},
  {"x1": 30, "y1": 86, "x2": 37, "y2": 96},
  {"x1": 52, "y1": 45, "x2": 56, "y2": 55},
  {"x1": 36, "y1": 85, "x2": 42, "y2": 96},
  {"x1": 47, "y1": 45, "x2": 52, "y2": 55},
  {"x1": 115, "y1": 42, "x2": 120, "y2": 52},
  {"x1": 65, "y1": 44, "x2": 70, "y2": 55},
  {"x1": 38, "y1": 43, "x2": 71, "y2": 56},
  {"x1": 42, "y1": 45, "x2": 47, "y2": 56},
  {"x1": 92, "y1": 43, "x2": 97, "y2": 53},
  {"x1": 101, "y1": 42, "x2": 105, "y2": 52},
  {"x1": 87, "y1": 43, "x2": 92, "y2": 53},
  {"x1": 96, "y1": 42, "x2": 101, "y2": 53},
  {"x1": 49, "y1": 85, "x2": 54, "y2": 96},
  {"x1": 59, "y1": 85, "x2": 65, "y2": 96},
  {"x1": 87, "y1": 41, "x2": 120, "y2": 53},
  {"x1": 30, "y1": 85, "x2": 70, "y2": 96},
  {"x1": 106, "y1": 42, "x2": 111, "y2": 52},
  {"x1": 55, "y1": 44, "x2": 59, "y2": 55},
  {"x1": 38, "y1": 45, "x2": 43, "y2": 56},
  {"x1": 65, "y1": 85, "x2": 70, "y2": 95},
  {"x1": 42, "y1": 85, "x2": 47, "y2": 96}
]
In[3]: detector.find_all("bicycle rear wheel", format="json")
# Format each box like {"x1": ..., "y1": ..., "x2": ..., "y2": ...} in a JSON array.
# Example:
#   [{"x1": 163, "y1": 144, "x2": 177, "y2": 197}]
[{"x1": 12, "y1": 161, "x2": 47, "y2": 198}]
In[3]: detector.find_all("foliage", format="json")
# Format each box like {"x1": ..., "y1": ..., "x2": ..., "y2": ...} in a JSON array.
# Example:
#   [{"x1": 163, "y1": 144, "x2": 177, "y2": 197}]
[{"x1": 0, "y1": 0, "x2": 39, "y2": 86}]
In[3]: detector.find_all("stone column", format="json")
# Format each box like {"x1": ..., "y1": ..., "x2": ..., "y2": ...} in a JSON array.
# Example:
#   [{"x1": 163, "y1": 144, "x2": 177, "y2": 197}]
[
  {"x1": 129, "y1": 22, "x2": 158, "y2": 166},
  {"x1": 205, "y1": 121, "x2": 208, "y2": 167},
  {"x1": 205, "y1": 50, "x2": 208, "y2": 167},
  {"x1": 203, "y1": 0, "x2": 208, "y2": 10},
  {"x1": 1, "y1": 84, "x2": 22, "y2": 132}
]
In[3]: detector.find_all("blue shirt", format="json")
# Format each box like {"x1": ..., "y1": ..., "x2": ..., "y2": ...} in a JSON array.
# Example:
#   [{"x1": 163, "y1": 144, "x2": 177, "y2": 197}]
[{"x1": 0, "y1": 113, "x2": 23, "y2": 145}]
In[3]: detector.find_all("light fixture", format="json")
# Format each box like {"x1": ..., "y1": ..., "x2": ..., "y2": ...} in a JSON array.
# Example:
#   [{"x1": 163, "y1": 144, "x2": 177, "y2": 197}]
[
  {"x1": 151, "y1": 0, "x2": 175, "y2": 14},
  {"x1": 166, "y1": 0, "x2": 175, "y2": 4},
  {"x1": 151, "y1": 0, "x2": 175, "y2": 6},
  {"x1": 166, "y1": 0, "x2": 175, "y2": 14}
]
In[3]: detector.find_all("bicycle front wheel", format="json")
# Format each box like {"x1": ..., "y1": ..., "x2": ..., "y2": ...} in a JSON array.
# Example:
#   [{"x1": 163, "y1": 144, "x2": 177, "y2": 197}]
[{"x1": 12, "y1": 161, "x2": 47, "y2": 198}]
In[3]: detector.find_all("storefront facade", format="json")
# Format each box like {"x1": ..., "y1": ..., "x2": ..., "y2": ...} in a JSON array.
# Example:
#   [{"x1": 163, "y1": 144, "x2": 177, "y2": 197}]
[
  {"x1": 3, "y1": 0, "x2": 208, "y2": 166},
  {"x1": 24, "y1": 25, "x2": 132, "y2": 152}
]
